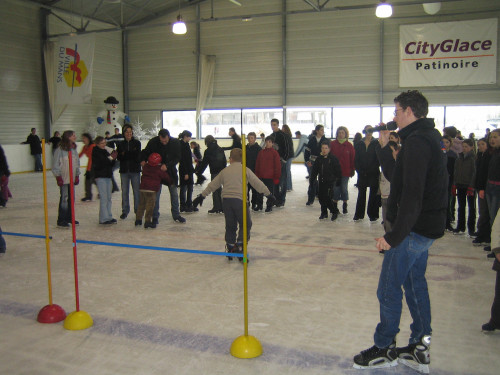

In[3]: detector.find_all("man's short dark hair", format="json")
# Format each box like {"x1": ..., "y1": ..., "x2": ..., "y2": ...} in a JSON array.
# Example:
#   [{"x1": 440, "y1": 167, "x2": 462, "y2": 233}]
[
  {"x1": 295, "y1": 131, "x2": 301, "y2": 136},
  {"x1": 315, "y1": 124, "x2": 324, "y2": 132},
  {"x1": 320, "y1": 140, "x2": 330, "y2": 147},
  {"x1": 394, "y1": 90, "x2": 428, "y2": 119},
  {"x1": 265, "y1": 136, "x2": 274, "y2": 143},
  {"x1": 248, "y1": 132, "x2": 256, "y2": 138},
  {"x1": 271, "y1": 118, "x2": 279, "y2": 125},
  {"x1": 158, "y1": 129, "x2": 170, "y2": 138}
]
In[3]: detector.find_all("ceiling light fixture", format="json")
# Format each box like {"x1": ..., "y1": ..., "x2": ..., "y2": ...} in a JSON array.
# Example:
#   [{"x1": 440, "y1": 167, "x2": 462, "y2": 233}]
[
  {"x1": 423, "y1": 2, "x2": 441, "y2": 15},
  {"x1": 172, "y1": 0, "x2": 187, "y2": 35},
  {"x1": 376, "y1": 2, "x2": 393, "y2": 18}
]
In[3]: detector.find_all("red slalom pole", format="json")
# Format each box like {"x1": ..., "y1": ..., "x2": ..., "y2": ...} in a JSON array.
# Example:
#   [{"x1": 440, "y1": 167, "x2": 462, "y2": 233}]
[
  {"x1": 63, "y1": 148, "x2": 93, "y2": 331},
  {"x1": 68, "y1": 149, "x2": 80, "y2": 312}
]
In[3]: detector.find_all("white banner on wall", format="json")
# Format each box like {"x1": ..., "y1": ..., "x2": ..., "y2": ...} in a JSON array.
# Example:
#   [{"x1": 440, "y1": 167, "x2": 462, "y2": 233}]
[
  {"x1": 55, "y1": 34, "x2": 95, "y2": 104},
  {"x1": 400, "y1": 19, "x2": 497, "y2": 87}
]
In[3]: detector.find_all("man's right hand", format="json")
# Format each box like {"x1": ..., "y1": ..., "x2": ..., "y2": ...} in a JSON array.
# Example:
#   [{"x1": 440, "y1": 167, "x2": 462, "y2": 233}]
[{"x1": 378, "y1": 128, "x2": 390, "y2": 147}]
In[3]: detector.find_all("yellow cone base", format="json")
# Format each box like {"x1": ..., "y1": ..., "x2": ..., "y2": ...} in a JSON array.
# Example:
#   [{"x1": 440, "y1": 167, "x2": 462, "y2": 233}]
[
  {"x1": 63, "y1": 310, "x2": 93, "y2": 331},
  {"x1": 230, "y1": 335, "x2": 263, "y2": 359}
]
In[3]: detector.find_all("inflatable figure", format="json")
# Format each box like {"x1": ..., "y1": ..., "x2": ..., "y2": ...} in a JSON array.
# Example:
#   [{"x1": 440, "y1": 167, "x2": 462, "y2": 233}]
[{"x1": 97, "y1": 96, "x2": 130, "y2": 134}]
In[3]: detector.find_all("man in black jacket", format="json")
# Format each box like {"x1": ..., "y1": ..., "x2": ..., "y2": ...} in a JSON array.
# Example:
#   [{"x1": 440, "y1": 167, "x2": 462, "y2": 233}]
[
  {"x1": 22, "y1": 128, "x2": 42, "y2": 171},
  {"x1": 271, "y1": 119, "x2": 293, "y2": 207},
  {"x1": 305, "y1": 124, "x2": 326, "y2": 205},
  {"x1": 353, "y1": 91, "x2": 447, "y2": 373},
  {"x1": 196, "y1": 135, "x2": 227, "y2": 213},
  {"x1": 141, "y1": 129, "x2": 185, "y2": 224}
]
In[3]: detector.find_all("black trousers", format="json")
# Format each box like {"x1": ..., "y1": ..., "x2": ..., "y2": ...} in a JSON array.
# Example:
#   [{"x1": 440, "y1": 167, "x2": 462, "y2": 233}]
[
  {"x1": 456, "y1": 187, "x2": 476, "y2": 233},
  {"x1": 354, "y1": 182, "x2": 380, "y2": 220},
  {"x1": 490, "y1": 269, "x2": 500, "y2": 328},
  {"x1": 318, "y1": 183, "x2": 336, "y2": 215}
]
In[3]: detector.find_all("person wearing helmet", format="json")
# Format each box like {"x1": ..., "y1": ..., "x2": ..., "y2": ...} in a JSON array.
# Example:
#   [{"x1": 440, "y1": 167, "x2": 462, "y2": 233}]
[{"x1": 136, "y1": 153, "x2": 172, "y2": 229}]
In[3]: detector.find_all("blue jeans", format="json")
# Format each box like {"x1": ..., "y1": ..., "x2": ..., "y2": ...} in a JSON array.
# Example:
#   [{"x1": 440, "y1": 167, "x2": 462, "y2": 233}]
[
  {"x1": 34, "y1": 153, "x2": 43, "y2": 171},
  {"x1": 153, "y1": 184, "x2": 181, "y2": 220},
  {"x1": 374, "y1": 232, "x2": 434, "y2": 348},
  {"x1": 96, "y1": 178, "x2": 113, "y2": 223},
  {"x1": 58, "y1": 184, "x2": 73, "y2": 224},
  {"x1": 0, "y1": 225, "x2": 5, "y2": 253},
  {"x1": 278, "y1": 161, "x2": 287, "y2": 204},
  {"x1": 286, "y1": 158, "x2": 293, "y2": 190},
  {"x1": 333, "y1": 176, "x2": 349, "y2": 201},
  {"x1": 120, "y1": 172, "x2": 140, "y2": 215}
]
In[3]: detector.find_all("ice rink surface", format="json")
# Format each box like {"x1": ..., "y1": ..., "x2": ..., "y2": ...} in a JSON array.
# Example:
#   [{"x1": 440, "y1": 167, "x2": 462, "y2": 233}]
[{"x1": 0, "y1": 164, "x2": 499, "y2": 375}]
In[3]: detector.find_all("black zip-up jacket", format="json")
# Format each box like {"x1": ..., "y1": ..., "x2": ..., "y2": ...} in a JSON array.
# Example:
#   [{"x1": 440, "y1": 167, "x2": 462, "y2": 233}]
[
  {"x1": 384, "y1": 118, "x2": 448, "y2": 247},
  {"x1": 488, "y1": 149, "x2": 500, "y2": 182},
  {"x1": 273, "y1": 130, "x2": 294, "y2": 161},
  {"x1": 179, "y1": 140, "x2": 195, "y2": 185},
  {"x1": 197, "y1": 141, "x2": 227, "y2": 175},
  {"x1": 475, "y1": 151, "x2": 491, "y2": 191},
  {"x1": 246, "y1": 143, "x2": 261, "y2": 172},
  {"x1": 24, "y1": 134, "x2": 42, "y2": 155},
  {"x1": 0, "y1": 145, "x2": 10, "y2": 177},
  {"x1": 117, "y1": 138, "x2": 142, "y2": 174},
  {"x1": 310, "y1": 153, "x2": 342, "y2": 186},
  {"x1": 222, "y1": 134, "x2": 242, "y2": 150},
  {"x1": 304, "y1": 135, "x2": 326, "y2": 164},
  {"x1": 141, "y1": 136, "x2": 181, "y2": 185},
  {"x1": 92, "y1": 147, "x2": 115, "y2": 178},
  {"x1": 354, "y1": 138, "x2": 380, "y2": 183}
]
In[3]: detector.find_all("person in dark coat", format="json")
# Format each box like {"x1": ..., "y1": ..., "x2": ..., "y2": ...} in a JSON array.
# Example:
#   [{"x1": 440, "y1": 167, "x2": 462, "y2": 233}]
[
  {"x1": 271, "y1": 119, "x2": 294, "y2": 207},
  {"x1": 222, "y1": 127, "x2": 242, "y2": 150},
  {"x1": 179, "y1": 130, "x2": 196, "y2": 212},
  {"x1": 441, "y1": 135, "x2": 457, "y2": 231},
  {"x1": 92, "y1": 136, "x2": 117, "y2": 225},
  {"x1": 245, "y1": 132, "x2": 262, "y2": 211},
  {"x1": 22, "y1": 128, "x2": 42, "y2": 171},
  {"x1": 48, "y1": 131, "x2": 61, "y2": 154},
  {"x1": 353, "y1": 125, "x2": 380, "y2": 222},
  {"x1": 196, "y1": 135, "x2": 227, "y2": 214},
  {"x1": 0, "y1": 144, "x2": 12, "y2": 208},
  {"x1": 116, "y1": 124, "x2": 142, "y2": 220},
  {"x1": 141, "y1": 129, "x2": 185, "y2": 224},
  {"x1": 354, "y1": 90, "x2": 448, "y2": 372},
  {"x1": 305, "y1": 124, "x2": 327, "y2": 206},
  {"x1": 309, "y1": 141, "x2": 342, "y2": 221},
  {"x1": 473, "y1": 137, "x2": 492, "y2": 245}
]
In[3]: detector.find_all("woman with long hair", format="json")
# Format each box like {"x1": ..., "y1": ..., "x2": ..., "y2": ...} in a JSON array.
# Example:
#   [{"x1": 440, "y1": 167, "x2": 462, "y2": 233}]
[
  {"x1": 330, "y1": 126, "x2": 355, "y2": 214},
  {"x1": 52, "y1": 130, "x2": 80, "y2": 228},
  {"x1": 473, "y1": 137, "x2": 492, "y2": 246}
]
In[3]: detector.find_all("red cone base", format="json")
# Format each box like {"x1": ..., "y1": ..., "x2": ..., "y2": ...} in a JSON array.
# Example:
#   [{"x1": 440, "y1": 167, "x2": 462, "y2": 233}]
[{"x1": 37, "y1": 304, "x2": 67, "y2": 323}]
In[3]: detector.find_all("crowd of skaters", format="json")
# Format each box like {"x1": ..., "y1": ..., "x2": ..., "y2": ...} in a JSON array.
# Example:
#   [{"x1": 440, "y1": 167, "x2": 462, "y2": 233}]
[{"x1": 1, "y1": 91, "x2": 500, "y2": 372}]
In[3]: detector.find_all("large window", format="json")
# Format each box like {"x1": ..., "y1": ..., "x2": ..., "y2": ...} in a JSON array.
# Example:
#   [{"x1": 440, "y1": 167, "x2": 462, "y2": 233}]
[
  {"x1": 243, "y1": 108, "x2": 283, "y2": 137},
  {"x1": 445, "y1": 106, "x2": 500, "y2": 138},
  {"x1": 162, "y1": 111, "x2": 197, "y2": 138},
  {"x1": 200, "y1": 109, "x2": 241, "y2": 138},
  {"x1": 286, "y1": 107, "x2": 332, "y2": 138},
  {"x1": 332, "y1": 107, "x2": 380, "y2": 138}
]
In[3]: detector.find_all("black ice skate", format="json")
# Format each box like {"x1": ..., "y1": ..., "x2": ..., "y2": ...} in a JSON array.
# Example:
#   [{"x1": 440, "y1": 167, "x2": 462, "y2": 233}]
[{"x1": 397, "y1": 335, "x2": 431, "y2": 374}]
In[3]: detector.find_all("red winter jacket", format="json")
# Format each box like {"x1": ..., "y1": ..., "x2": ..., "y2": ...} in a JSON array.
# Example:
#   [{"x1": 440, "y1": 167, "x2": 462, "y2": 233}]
[
  {"x1": 140, "y1": 164, "x2": 172, "y2": 192},
  {"x1": 330, "y1": 140, "x2": 355, "y2": 177},
  {"x1": 255, "y1": 148, "x2": 281, "y2": 180}
]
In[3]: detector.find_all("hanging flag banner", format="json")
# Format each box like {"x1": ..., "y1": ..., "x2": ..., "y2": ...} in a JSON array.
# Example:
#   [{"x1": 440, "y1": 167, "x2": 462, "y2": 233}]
[
  {"x1": 55, "y1": 34, "x2": 95, "y2": 104},
  {"x1": 400, "y1": 19, "x2": 497, "y2": 87}
]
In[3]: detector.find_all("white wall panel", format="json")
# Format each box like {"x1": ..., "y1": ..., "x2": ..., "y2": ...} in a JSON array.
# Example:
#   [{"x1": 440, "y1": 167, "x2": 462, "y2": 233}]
[{"x1": 0, "y1": 0, "x2": 45, "y2": 145}]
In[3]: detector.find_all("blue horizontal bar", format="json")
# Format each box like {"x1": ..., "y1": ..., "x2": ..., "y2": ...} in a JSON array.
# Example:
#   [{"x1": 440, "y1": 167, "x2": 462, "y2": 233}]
[
  {"x1": 76, "y1": 239, "x2": 244, "y2": 258},
  {"x1": 2, "y1": 232, "x2": 52, "y2": 240}
]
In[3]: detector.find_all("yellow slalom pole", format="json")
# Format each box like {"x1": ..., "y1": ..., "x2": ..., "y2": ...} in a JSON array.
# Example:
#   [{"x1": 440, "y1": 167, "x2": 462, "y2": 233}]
[
  {"x1": 37, "y1": 139, "x2": 66, "y2": 323},
  {"x1": 230, "y1": 134, "x2": 263, "y2": 359}
]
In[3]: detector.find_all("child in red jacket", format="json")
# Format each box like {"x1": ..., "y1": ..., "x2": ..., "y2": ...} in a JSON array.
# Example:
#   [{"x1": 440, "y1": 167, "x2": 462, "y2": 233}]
[
  {"x1": 255, "y1": 136, "x2": 281, "y2": 212},
  {"x1": 136, "y1": 153, "x2": 172, "y2": 229}
]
